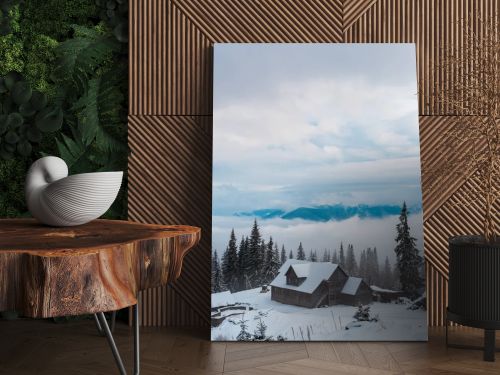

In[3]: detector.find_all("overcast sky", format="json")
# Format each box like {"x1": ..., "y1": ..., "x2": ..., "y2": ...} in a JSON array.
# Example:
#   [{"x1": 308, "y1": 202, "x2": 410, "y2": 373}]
[
  {"x1": 212, "y1": 44, "x2": 423, "y2": 258},
  {"x1": 213, "y1": 43, "x2": 421, "y2": 216}
]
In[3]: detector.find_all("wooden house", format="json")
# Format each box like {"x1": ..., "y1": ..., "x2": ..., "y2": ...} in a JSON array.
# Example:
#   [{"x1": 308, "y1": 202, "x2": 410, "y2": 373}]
[{"x1": 270, "y1": 259, "x2": 372, "y2": 308}]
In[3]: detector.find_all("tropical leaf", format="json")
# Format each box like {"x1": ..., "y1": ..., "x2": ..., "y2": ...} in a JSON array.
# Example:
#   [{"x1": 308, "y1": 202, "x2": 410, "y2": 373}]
[
  {"x1": 53, "y1": 25, "x2": 120, "y2": 94},
  {"x1": 72, "y1": 69, "x2": 126, "y2": 153},
  {"x1": 55, "y1": 129, "x2": 93, "y2": 173}
]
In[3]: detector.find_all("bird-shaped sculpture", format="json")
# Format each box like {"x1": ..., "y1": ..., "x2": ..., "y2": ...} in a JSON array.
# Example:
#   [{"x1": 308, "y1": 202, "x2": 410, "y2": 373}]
[{"x1": 25, "y1": 156, "x2": 123, "y2": 226}]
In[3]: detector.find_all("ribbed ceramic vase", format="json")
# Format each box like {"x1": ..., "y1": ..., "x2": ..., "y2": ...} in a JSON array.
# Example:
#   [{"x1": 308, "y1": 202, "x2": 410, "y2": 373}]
[{"x1": 25, "y1": 156, "x2": 123, "y2": 226}]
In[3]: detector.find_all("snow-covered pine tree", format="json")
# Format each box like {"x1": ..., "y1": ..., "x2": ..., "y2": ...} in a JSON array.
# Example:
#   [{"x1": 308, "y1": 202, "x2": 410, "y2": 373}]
[
  {"x1": 339, "y1": 242, "x2": 346, "y2": 269},
  {"x1": 236, "y1": 318, "x2": 252, "y2": 341},
  {"x1": 331, "y1": 249, "x2": 338, "y2": 264},
  {"x1": 394, "y1": 202, "x2": 423, "y2": 298},
  {"x1": 359, "y1": 249, "x2": 367, "y2": 282},
  {"x1": 309, "y1": 250, "x2": 318, "y2": 262},
  {"x1": 322, "y1": 249, "x2": 330, "y2": 262},
  {"x1": 372, "y1": 247, "x2": 380, "y2": 285},
  {"x1": 296, "y1": 242, "x2": 306, "y2": 260},
  {"x1": 271, "y1": 243, "x2": 280, "y2": 279},
  {"x1": 221, "y1": 229, "x2": 239, "y2": 292},
  {"x1": 254, "y1": 318, "x2": 268, "y2": 340},
  {"x1": 345, "y1": 244, "x2": 358, "y2": 276},
  {"x1": 248, "y1": 219, "x2": 263, "y2": 287},
  {"x1": 257, "y1": 240, "x2": 267, "y2": 286},
  {"x1": 289, "y1": 249, "x2": 294, "y2": 259},
  {"x1": 237, "y1": 236, "x2": 248, "y2": 291},
  {"x1": 211, "y1": 250, "x2": 224, "y2": 292},
  {"x1": 281, "y1": 245, "x2": 287, "y2": 265},
  {"x1": 382, "y1": 256, "x2": 393, "y2": 289},
  {"x1": 262, "y1": 237, "x2": 281, "y2": 283},
  {"x1": 364, "y1": 247, "x2": 379, "y2": 285}
]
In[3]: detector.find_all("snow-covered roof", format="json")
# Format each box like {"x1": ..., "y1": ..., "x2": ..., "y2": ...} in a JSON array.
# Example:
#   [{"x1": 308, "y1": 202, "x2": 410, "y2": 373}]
[
  {"x1": 270, "y1": 259, "x2": 338, "y2": 294},
  {"x1": 341, "y1": 277, "x2": 363, "y2": 295},
  {"x1": 289, "y1": 263, "x2": 311, "y2": 278},
  {"x1": 370, "y1": 285, "x2": 400, "y2": 293}
]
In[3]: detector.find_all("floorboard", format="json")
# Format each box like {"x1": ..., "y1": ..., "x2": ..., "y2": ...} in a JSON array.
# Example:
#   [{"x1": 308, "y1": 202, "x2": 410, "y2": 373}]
[{"x1": 0, "y1": 319, "x2": 499, "y2": 374}]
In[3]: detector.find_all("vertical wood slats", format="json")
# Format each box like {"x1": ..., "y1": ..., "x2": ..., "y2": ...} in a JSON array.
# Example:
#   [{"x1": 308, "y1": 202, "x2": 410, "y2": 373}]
[{"x1": 129, "y1": 0, "x2": 499, "y2": 326}]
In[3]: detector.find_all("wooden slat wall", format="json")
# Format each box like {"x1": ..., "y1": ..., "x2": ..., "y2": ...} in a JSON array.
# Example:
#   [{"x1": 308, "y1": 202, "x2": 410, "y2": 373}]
[{"x1": 129, "y1": 0, "x2": 499, "y2": 327}]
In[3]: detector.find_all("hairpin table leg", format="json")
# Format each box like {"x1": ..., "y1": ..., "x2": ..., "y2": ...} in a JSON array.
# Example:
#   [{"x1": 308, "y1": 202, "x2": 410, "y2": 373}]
[
  {"x1": 94, "y1": 304, "x2": 140, "y2": 374},
  {"x1": 94, "y1": 311, "x2": 117, "y2": 336}
]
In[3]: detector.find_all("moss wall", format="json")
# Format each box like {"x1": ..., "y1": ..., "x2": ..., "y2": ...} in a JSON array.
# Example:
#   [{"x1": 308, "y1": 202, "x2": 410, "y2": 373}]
[{"x1": 0, "y1": 0, "x2": 128, "y2": 218}]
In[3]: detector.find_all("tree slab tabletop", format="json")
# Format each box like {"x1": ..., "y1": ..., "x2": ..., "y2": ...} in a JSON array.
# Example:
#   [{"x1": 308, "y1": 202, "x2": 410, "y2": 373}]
[{"x1": 0, "y1": 219, "x2": 201, "y2": 318}]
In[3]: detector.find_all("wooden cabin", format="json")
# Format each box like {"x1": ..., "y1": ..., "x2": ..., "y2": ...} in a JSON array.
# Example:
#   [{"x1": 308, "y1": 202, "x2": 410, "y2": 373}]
[{"x1": 270, "y1": 260, "x2": 373, "y2": 308}]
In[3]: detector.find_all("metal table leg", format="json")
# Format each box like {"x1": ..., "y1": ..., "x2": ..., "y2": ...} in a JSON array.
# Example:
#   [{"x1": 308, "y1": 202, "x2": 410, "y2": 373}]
[
  {"x1": 94, "y1": 304, "x2": 140, "y2": 375},
  {"x1": 94, "y1": 311, "x2": 117, "y2": 336}
]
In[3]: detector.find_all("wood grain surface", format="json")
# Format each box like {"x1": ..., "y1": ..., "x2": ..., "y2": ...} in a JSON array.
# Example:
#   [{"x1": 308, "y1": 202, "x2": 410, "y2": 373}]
[{"x1": 0, "y1": 219, "x2": 200, "y2": 318}]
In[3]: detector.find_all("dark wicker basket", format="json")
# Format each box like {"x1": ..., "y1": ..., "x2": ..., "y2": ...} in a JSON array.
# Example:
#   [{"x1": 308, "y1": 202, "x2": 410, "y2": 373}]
[{"x1": 448, "y1": 236, "x2": 500, "y2": 328}]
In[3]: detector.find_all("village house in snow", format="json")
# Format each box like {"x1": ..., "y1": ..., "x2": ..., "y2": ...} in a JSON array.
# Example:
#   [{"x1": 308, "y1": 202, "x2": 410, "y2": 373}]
[{"x1": 270, "y1": 259, "x2": 372, "y2": 308}]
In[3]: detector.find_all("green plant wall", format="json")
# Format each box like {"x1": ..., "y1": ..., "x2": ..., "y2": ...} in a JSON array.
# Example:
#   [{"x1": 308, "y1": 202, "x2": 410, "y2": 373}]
[{"x1": 0, "y1": 0, "x2": 128, "y2": 219}]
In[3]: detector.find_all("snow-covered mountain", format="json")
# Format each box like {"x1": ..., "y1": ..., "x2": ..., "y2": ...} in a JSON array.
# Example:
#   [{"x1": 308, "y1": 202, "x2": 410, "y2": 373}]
[{"x1": 235, "y1": 203, "x2": 421, "y2": 222}]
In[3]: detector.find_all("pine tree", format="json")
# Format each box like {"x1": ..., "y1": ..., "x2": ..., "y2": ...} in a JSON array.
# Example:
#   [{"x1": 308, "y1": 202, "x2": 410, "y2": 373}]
[
  {"x1": 372, "y1": 247, "x2": 380, "y2": 285},
  {"x1": 322, "y1": 249, "x2": 330, "y2": 262},
  {"x1": 382, "y1": 256, "x2": 393, "y2": 289},
  {"x1": 281, "y1": 245, "x2": 287, "y2": 265},
  {"x1": 221, "y1": 229, "x2": 239, "y2": 292},
  {"x1": 364, "y1": 247, "x2": 379, "y2": 285},
  {"x1": 309, "y1": 250, "x2": 317, "y2": 262},
  {"x1": 254, "y1": 318, "x2": 268, "y2": 340},
  {"x1": 248, "y1": 219, "x2": 263, "y2": 287},
  {"x1": 236, "y1": 318, "x2": 252, "y2": 341},
  {"x1": 345, "y1": 244, "x2": 358, "y2": 276},
  {"x1": 394, "y1": 202, "x2": 423, "y2": 298},
  {"x1": 359, "y1": 249, "x2": 367, "y2": 281},
  {"x1": 237, "y1": 236, "x2": 248, "y2": 291},
  {"x1": 211, "y1": 250, "x2": 223, "y2": 293},
  {"x1": 339, "y1": 242, "x2": 346, "y2": 269},
  {"x1": 296, "y1": 242, "x2": 306, "y2": 260},
  {"x1": 257, "y1": 240, "x2": 267, "y2": 286},
  {"x1": 263, "y1": 238, "x2": 280, "y2": 284},
  {"x1": 289, "y1": 249, "x2": 294, "y2": 259},
  {"x1": 331, "y1": 249, "x2": 338, "y2": 264}
]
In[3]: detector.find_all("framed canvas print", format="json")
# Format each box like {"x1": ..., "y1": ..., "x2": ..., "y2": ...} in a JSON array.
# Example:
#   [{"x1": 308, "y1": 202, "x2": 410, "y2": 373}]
[{"x1": 211, "y1": 44, "x2": 426, "y2": 341}]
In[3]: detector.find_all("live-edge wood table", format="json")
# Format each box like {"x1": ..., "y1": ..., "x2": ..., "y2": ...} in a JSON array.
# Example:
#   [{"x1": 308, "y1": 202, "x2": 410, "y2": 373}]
[{"x1": 0, "y1": 219, "x2": 201, "y2": 375}]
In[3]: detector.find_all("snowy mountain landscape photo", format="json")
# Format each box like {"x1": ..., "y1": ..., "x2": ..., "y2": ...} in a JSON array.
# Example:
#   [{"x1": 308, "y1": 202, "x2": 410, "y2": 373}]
[{"x1": 212, "y1": 44, "x2": 426, "y2": 341}]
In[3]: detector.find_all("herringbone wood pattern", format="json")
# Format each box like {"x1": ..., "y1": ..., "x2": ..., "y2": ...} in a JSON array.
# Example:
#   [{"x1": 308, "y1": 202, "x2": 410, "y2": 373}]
[
  {"x1": 129, "y1": 1, "x2": 500, "y2": 327},
  {"x1": 1, "y1": 320, "x2": 499, "y2": 374}
]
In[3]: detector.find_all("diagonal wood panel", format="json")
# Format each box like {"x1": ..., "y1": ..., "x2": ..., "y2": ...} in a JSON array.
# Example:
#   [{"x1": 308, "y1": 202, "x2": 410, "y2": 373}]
[
  {"x1": 343, "y1": 0, "x2": 379, "y2": 31},
  {"x1": 128, "y1": 114, "x2": 212, "y2": 326}
]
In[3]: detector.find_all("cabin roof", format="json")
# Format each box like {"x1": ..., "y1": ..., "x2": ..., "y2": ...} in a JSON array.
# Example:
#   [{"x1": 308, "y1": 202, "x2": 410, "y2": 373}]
[
  {"x1": 289, "y1": 263, "x2": 311, "y2": 277},
  {"x1": 270, "y1": 259, "x2": 338, "y2": 294},
  {"x1": 370, "y1": 285, "x2": 400, "y2": 293},
  {"x1": 341, "y1": 277, "x2": 363, "y2": 295}
]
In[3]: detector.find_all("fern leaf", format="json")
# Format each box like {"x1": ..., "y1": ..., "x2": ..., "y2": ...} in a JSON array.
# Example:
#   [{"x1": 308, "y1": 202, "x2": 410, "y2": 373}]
[
  {"x1": 72, "y1": 70, "x2": 126, "y2": 153},
  {"x1": 53, "y1": 25, "x2": 120, "y2": 93}
]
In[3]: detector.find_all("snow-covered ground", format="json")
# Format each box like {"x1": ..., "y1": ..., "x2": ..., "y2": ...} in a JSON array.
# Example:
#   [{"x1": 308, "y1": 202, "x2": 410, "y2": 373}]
[{"x1": 211, "y1": 288, "x2": 427, "y2": 341}]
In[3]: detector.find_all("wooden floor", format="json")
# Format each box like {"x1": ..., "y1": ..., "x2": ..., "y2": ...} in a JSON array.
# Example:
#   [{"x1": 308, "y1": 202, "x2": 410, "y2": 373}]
[{"x1": 1, "y1": 319, "x2": 500, "y2": 374}]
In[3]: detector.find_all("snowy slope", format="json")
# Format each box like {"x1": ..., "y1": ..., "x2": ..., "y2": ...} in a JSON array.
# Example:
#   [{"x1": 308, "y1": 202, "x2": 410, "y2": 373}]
[{"x1": 211, "y1": 288, "x2": 427, "y2": 341}]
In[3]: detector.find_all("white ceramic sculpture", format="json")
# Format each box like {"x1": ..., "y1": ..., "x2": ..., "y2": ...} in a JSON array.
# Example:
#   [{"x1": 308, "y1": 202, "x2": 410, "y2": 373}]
[{"x1": 25, "y1": 156, "x2": 123, "y2": 226}]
